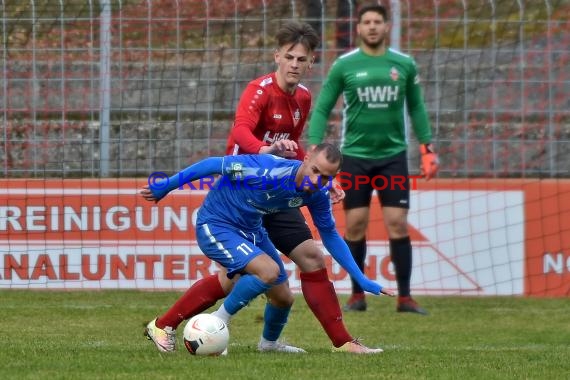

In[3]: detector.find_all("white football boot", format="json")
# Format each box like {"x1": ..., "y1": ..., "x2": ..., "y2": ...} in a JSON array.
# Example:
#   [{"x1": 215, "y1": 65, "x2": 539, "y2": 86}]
[{"x1": 257, "y1": 339, "x2": 307, "y2": 353}]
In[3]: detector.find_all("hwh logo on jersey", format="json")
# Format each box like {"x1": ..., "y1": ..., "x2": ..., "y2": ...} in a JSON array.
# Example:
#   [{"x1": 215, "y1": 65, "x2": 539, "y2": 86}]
[
  {"x1": 357, "y1": 85, "x2": 399, "y2": 103},
  {"x1": 263, "y1": 131, "x2": 291, "y2": 144}
]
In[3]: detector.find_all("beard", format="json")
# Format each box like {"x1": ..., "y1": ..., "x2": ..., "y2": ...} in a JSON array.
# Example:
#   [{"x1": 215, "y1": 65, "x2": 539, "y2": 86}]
[{"x1": 361, "y1": 34, "x2": 385, "y2": 49}]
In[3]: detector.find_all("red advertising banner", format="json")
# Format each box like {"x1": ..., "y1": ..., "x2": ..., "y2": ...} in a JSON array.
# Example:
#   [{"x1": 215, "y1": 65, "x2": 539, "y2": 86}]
[{"x1": 0, "y1": 179, "x2": 568, "y2": 296}]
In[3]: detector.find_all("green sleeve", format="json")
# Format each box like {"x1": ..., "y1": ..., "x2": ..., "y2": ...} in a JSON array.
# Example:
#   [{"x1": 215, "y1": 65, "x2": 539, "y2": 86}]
[
  {"x1": 406, "y1": 60, "x2": 432, "y2": 144},
  {"x1": 308, "y1": 61, "x2": 345, "y2": 145}
]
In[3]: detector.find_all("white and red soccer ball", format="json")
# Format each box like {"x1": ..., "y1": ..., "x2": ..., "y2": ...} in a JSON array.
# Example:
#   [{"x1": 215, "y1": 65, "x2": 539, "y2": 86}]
[{"x1": 183, "y1": 314, "x2": 229, "y2": 356}]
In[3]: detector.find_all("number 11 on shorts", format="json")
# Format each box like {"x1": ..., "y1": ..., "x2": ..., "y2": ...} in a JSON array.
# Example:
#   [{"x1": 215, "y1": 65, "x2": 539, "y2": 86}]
[{"x1": 236, "y1": 243, "x2": 253, "y2": 256}]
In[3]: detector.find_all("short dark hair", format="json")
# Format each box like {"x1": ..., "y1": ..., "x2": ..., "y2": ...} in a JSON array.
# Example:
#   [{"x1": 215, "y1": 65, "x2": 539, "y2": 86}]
[
  {"x1": 276, "y1": 21, "x2": 320, "y2": 52},
  {"x1": 358, "y1": 3, "x2": 388, "y2": 23},
  {"x1": 313, "y1": 143, "x2": 343, "y2": 168}
]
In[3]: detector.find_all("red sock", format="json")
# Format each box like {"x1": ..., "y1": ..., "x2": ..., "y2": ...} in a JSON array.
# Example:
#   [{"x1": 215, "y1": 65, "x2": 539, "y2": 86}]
[
  {"x1": 156, "y1": 274, "x2": 226, "y2": 330},
  {"x1": 300, "y1": 268, "x2": 353, "y2": 347}
]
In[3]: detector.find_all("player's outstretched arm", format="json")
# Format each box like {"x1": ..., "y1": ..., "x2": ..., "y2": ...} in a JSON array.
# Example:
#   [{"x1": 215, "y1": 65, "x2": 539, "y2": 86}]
[
  {"x1": 308, "y1": 195, "x2": 393, "y2": 296},
  {"x1": 140, "y1": 186, "x2": 159, "y2": 203},
  {"x1": 141, "y1": 157, "x2": 224, "y2": 203},
  {"x1": 319, "y1": 228, "x2": 393, "y2": 296}
]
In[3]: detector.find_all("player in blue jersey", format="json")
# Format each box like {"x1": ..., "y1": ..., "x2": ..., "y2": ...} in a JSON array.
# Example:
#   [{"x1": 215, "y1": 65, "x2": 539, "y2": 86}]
[{"x1": 142, "y1": 143, "x2": 393, "y2": 354}]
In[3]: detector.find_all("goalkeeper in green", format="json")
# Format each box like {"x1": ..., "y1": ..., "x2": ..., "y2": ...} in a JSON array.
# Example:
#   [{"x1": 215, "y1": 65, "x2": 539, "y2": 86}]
[{"x1": 308, "y1": 3, "x2": 439, "y2": 314}]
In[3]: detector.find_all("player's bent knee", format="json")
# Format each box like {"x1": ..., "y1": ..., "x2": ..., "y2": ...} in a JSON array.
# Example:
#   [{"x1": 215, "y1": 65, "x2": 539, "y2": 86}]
[
  {"x1": 385, "y1": 220, "x2": 408, "y2": 238},
  {"x1": 246, "y1": 254, "x2": 281, "y2": 284},
  {"x1": 294, "y1": 254, "x2": 325, "y2": 272},
  {"x1": 258, "y1": 267, "x2": 280, "y2": 284},
  {"x1": 289, "y1": 240, "x2": 326, "y2": 272},
  {"x1": 345, "y1": 221, "x2": 368, "y2": 240}
]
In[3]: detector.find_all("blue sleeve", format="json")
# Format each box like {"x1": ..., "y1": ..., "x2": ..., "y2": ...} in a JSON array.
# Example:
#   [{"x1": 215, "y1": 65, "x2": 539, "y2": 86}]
[
  {"x1": 149, "y1": 157, "x2": 223, "y2": 201},
  {"x1": 319, "y1": 229, "x2": 382, "y2": 295},
  {"x1": 308, "y1": 194, "x2": 382, "y2": 295}
]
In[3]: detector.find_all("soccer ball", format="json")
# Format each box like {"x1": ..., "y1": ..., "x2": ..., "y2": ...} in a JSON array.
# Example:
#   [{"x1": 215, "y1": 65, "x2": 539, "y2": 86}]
[{"x1": 183, "y1": 314, "x2": 229, "y2": 356}]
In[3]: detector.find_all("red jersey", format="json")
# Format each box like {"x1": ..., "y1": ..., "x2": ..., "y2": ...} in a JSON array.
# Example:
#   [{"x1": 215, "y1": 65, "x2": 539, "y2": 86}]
[{"x1": 225, "y1": 72, "x2": 311, "y2": 160}]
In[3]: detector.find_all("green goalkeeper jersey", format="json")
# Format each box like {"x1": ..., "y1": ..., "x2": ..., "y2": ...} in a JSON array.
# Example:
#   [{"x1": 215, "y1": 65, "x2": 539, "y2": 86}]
[{"x1": 308, "y1": 48, "x2": 432, "y2": 159}]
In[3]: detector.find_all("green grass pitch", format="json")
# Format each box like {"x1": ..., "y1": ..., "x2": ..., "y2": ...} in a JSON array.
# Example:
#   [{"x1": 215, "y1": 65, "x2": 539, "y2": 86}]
[{"x1": 0, "y1": 290, "x2": 568, "y2": 379}]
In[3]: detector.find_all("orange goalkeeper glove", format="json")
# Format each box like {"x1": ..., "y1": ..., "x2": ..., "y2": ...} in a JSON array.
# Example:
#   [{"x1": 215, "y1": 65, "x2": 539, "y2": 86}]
[{"x1": 420, "y1": 143, "x2": 439, "y2": 180}]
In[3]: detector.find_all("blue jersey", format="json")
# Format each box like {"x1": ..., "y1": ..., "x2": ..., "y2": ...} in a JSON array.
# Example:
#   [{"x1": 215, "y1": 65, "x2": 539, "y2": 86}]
[
  {"x1": 197, "y1": 155, "x2": 334, "y2": 234},
  {"x1": 149, "y1": 154, "x2": 383, "y2": 295}
]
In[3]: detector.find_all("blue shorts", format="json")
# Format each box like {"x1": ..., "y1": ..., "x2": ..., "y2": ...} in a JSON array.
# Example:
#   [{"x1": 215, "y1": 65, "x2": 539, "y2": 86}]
[{"x1": 196, "y1": 222, "x2": 288, "y2": 285}]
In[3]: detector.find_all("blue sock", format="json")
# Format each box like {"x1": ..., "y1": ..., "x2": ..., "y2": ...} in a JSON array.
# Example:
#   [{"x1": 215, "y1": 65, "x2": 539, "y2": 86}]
[
  {"x1": 262, "y1": 302, "x2": 291, "y2": 341},
  {"x1": 223, "y1": 274, "x2": 271, "y2": 315}
]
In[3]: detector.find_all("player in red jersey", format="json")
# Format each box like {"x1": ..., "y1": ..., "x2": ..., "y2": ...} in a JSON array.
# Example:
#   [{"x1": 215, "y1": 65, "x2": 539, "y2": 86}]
[
  {"x1": 146, "y1": 21, "x2": 383, "y2": 354},
  {"x1": 225, "y1": 71, "x2": 310, "y2": 159}
]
